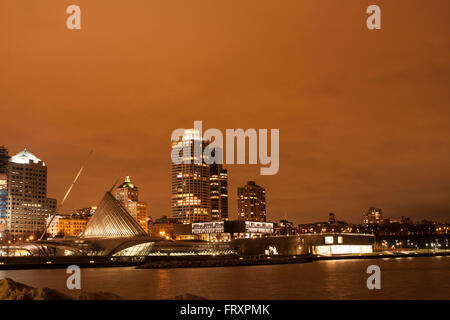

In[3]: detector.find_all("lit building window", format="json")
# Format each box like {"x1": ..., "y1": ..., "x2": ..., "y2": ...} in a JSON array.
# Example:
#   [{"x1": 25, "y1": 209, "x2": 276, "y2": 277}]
[{"x1": 325, "y1": 236, "x2": 334, "y2": 244}]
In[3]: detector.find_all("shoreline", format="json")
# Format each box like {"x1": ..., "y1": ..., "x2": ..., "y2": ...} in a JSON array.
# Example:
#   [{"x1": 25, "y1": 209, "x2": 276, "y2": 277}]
[
  {"x1": 138, "y1": 255, "x2": 313, "y2": 269},
  {"x1": 314, "y1": 251, "x2": 450, "y2": 261},
  {"x1": 139, "y1": 251, "x2": 450, "y2": 269},
  {"x1": 0, "y1": 251, "x2": 448, "y2": 270}
]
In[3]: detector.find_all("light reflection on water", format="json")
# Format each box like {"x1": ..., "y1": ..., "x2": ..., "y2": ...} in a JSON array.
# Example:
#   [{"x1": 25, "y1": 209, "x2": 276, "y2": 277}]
[{"x1": 0, "y1": 256, "x2": 449, "y2": 300}]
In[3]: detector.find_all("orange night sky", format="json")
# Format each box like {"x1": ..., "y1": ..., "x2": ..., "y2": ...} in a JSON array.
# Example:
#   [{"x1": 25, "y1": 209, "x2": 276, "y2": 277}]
[{"x1": 1, "y1": 0, "x2": 450, "y2": 223}]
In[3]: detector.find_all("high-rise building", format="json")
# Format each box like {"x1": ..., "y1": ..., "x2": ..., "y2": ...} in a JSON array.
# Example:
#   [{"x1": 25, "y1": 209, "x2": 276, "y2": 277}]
[
  {"x1": 5, "y1": 149, "x2": 57, "y2": 238},
  {"x1": 171, "y1": 129, "x2": 212, "y2": 223},
  {"x1": 363, "y1": 207, "x2": 383, "y2": 226},
  {"x1": 0, "y1": 146, "x2": 10, "y2": 235},
  {"x1": 210, "y1": 163, "x2": 228, "y2": 221},
  {"x1": 329, "y1": 213, "x2": 336, "y2": 225},
  {"x1": 115, "y1": 176, "x2": 149, "y2": 232},
  {"x1": 237, "y1": 181, "x2": 266, "y2": 222}
]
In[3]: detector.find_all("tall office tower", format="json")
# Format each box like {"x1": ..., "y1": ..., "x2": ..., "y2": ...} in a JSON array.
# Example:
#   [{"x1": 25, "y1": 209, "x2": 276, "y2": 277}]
[
  {"x1": 115, "y1": 176, "x2": 149, "y2": 232},
  {"x1": 5, "y1": 149, "x2": 57, "y2": 238},
  {"x1": 363, "y1": 207, "x2": 383, "y2": 226},
  {"x1": 210, "y1": 163, "x2": 228, "y2": 221},
  {"x1": 171, "y1": 129, "x2": 212, "y2": 223},
  {"x1": 237, "y1": 181, "x2": 266, "y2": 222},
  {"x1": 0, "y1": 146, "x2": 10, "y2": 235}
]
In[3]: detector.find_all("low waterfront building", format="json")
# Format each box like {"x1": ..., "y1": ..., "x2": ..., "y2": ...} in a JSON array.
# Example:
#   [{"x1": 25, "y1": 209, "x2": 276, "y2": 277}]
[
  {"x1": 273, "y1": 219, "x2": 297, "y2": 235},
  {"x1": 148, "y1": 240, "x2": 234, "y2": 257},
  {"x1": 46, "y1": 213, "x2": 90, "y2": 238},
  {"x1": 58, "y1": 216, "x2": 89, "y2": 237},
  {"x1": 148, "y1": 215, "x2": 180, "y2": 240},
  {"x1": 174, "y1": 220, "x2": 274, "y2": 242},
  {"x1": 377, "y1": 234, "x2": 449, "y2": 250},
  {"x1": 46, "y1": 215, "x2": 63, "y2": 237},
  {"x1": 297, "y1": 213, "x2": 368, "y2": 234},
  {"x1": 234, "y1": 233, "x2": 375, "y2": 256}
]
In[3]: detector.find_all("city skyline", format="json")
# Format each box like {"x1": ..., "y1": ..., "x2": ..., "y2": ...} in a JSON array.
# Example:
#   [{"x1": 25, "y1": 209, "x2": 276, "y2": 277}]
[
  {"x1": 2, "y1": 1, "x2": 450, "y2": 224},
  {"x1": 0, "y1": 1, "x2": 449, "y2": 305},
  {"x1": 1, "y1": 144, "x2": 448, "y2": 227}
]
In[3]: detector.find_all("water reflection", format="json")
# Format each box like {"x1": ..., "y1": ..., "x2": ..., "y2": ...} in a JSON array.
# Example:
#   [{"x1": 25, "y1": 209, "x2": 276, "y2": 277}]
[{"x1": 0, "y1": 257, "x2": 448, "y2": 300}]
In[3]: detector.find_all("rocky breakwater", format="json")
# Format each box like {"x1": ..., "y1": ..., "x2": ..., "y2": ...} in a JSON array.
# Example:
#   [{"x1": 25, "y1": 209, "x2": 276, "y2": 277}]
[
  {"x1": 0, "y1": 278, "x2": 208, "y2": 300},
  {"x1": 0, "y1": 278, "x2": 123, "y2": 300}
]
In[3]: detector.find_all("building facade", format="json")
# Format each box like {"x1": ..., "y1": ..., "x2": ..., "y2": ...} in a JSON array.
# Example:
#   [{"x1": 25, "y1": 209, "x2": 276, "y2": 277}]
[
  {"x1": 5, "y1": 149, "x2": 57, "y2": 238},
  {"x1": 363, "y1": 207, "x2": 383, "y2": 226},
  {"x1": 171, "y1": 129, "x2": 212, "y2": 223},
  {"x1": 46, "y1": 214, "x2": 89, "y2": 238},
  {"x1": 274, "y1": 219, "x2": 297, "y2": 235},
  {"x1": 234, "y1": 233, "x2": 374, "y2": 256},
  {"x1": 0, "y1": 146, "x2": 10, "y2": 235},
  {"x1": 237, "y1": 181, "x2": 266, "y2": 222},
  {"x1": 210, "y1": 163, "x2": 228, "y2": 221},
  {"x1": 58, "y1": 216, "x2": 89, "y2": 237},
  {"x1": 148, "y1": 215, "x2": 179, "y2": 239},
  {"x1": 46, "y1": 214, "x2": 63, "y2": 237},
  {"x1": 173, "y1": 220, "x2": 274, "y2": 242},
  {"x1": 115, "y1": 176, "x2": 149, "y2": 232}
]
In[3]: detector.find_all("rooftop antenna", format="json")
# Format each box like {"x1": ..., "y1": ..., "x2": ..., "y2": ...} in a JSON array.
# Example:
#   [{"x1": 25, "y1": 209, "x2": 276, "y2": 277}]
[{"x1": 39, "y1": 150, "x2": 93, "y2": 241}]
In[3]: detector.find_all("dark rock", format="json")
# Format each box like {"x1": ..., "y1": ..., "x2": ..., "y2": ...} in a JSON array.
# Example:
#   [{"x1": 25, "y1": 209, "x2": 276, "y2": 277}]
[
  {"x1": 75, "y1": 291, "x2": 124, "y2": 300},
  {"x1": 0, "y1": 278, "x2": 71, "y2": 300},
  {"x1": 171, "y1": 293, "x2": 208, "y2": 300},
  {"x1": 0, "y1": 277, "x2": 124, "y2": 300}
]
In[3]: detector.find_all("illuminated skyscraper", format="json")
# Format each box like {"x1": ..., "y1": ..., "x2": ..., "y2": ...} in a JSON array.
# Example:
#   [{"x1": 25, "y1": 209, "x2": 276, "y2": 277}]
[
  {"x1": 0, "y1": 146, "x2": 10, "y2": 235},
  {"x1": 237, "y1": 181, "x2": 266, "y2": 222},
  {"x1": 210, "y1": 163, "x2": 228, "y2": 221},
  {"x1": 171, "y1": 129, "x2": 212, "y2": 223},
  {"x1": 115, "y1": 176, "x2": 149, "y2": 232},
  {"x1": 5, "y1": 149, "x2": 57, "y2": 238}
]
